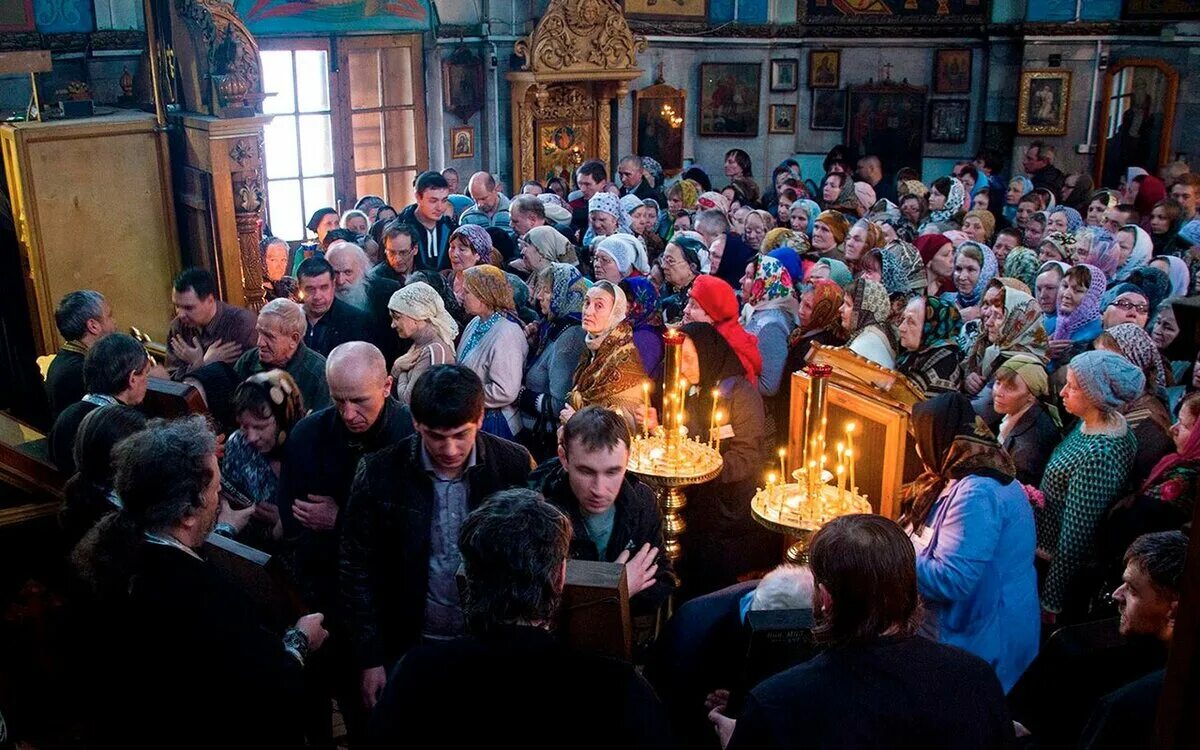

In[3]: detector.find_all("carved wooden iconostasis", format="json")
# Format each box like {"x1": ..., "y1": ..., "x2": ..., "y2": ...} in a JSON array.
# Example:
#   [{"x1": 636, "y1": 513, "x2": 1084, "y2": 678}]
[{"x1": 507, "y1": 0, "x2": 646, "y2": 189}]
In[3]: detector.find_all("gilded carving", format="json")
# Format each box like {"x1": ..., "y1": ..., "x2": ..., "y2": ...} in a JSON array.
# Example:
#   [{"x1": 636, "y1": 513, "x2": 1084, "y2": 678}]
[
  {"x1": 229, "y1": 138, "x2": 254, "y2": 167},
  {"x1": 173, "y1": 0, "x2": 264, "y2": 113},
  {"x1": 532, "y1": 85, "x2": 595, "y2": 120},
  {"x1": 514, "y1": 0, "x2": 646, "y2": 75},
  {"x1": 519, "y1": 102, "x2": 535, "y2": 183},
  {"x1": 596, "y1": 98, "x2": 611, "y2": 168}
]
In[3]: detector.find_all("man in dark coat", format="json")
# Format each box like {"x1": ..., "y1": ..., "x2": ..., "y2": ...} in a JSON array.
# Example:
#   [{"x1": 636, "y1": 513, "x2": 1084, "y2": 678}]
[
  {"x1": 45, "y1": 289, "x2": 117, "y2": 420},
  {"x1": 368, "y1": 488, "x2": 674, "y2": 750},
  {"x1": 297, "y1": 256, "x2": 376, "y2": 358},
  {"x1": 340, "y1": 365, "x2": 534, "y2": 713},
  {"x1": 395, "y1": 170, "x2": 456, "y2": 271},
  {"x1": 534, "y1": 406, "x2": 674, "y2": 616}
]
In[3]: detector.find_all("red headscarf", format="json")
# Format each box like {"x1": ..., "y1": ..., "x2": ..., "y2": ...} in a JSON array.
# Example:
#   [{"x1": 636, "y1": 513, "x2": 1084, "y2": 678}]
[
  {"x1": 1133, "y1": 175, "x2": 1167, "y2": 224},
  {"x1": 1142, "y1": 401, "x2": 1200, "y2": 493},
  {"x1": 914, "y1": 233, "x2": 954, "y2": 294},
  {"x1": 688, "y1": 275, "x2": 763, "y2": 381}
]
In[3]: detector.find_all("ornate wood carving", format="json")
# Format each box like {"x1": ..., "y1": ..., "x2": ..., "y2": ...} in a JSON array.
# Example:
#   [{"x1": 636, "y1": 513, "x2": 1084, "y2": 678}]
[
  {"x1": 172, "y1": 0, "x2": 264, "y2": 116},
  {"x1": 514, "y1": 0, "x2": 645, "y2": 77},
  {"x1": 229, "y1": 135, "x2": 266, "y2": 310}
]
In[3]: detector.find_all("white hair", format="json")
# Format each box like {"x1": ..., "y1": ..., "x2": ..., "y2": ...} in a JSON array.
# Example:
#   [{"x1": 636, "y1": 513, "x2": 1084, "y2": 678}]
[
  {"x1": 258, "y1": 297, "x2": 306, "y2": 337},
  {"x1": 325, "y1": 240, "x2": 370, "y2": 272},
  {"x1": 749, "y1": 565, "x2": 814, "y2": 612}
]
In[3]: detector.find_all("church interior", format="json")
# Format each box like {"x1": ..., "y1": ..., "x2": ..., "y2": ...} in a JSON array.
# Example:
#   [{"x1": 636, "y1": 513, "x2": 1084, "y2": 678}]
[{"x1": 1, "y1": 0, "x2": 1200, "y2": 747}]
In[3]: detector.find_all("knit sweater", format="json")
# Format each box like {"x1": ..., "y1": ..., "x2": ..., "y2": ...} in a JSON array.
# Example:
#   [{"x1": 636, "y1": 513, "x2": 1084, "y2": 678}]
[
  {"x1": 458, "y1": 316, "x2": 529, "y2": 435},
  {"x1": 744, "y1": 307, "x2": 796, "y2": 397},
  {"x1": 1035, "y1": 420, "x2": 1136, "y2": 614}
]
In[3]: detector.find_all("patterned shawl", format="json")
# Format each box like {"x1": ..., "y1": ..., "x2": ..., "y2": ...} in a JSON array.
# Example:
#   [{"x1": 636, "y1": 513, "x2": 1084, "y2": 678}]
[
  {"x1": 965, "y1": 285, "x2": 1048, "y2": 380},
  {"x1": 1052, "y1": 264, "x2": 1107, "y2": 342},
  {"x1": 1003, "y1": 247, "x2": 1041, "y2": 293},
  {"x1": 1106, "y1": 322, "x2": 1166, "y2": 391},
  {"x1": 954, "y1": 241, "x2": 999, "y2": 308},
  {"x1": 741, "y1": 255, "x2": 798, "y2": 325},
  {"x1": 792, "y1": 278, "x2": 845, "y2": 344},
  {"x1": 621, "y1": 277, "x2": 661, "y2": 330},
  {"x1": 886, "y1": 240, "x2": 928, "y2": 293},
  {"x1": 1049, "y1": 206, "x2": 1084, "y2": 233},
  {"x1": 929, "y1": 177, "x2": 966, "y2": 225},
  {"x1": 567, "y1": 321, "x2": 647, "y2": 409}
]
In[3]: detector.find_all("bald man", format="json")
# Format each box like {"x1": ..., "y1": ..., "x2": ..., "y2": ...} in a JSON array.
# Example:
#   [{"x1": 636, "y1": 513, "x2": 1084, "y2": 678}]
[
  {"x1": 275, "y1": 341, "x2": 414, "y2": 746},
  {"x1": 459, "y1": 171, "x2": 515, "y2": 241}
]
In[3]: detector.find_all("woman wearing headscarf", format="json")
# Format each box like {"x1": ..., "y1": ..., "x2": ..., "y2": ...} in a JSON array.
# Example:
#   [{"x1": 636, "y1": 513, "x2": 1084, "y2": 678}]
[
  {"x1": 387, "y1": 282, "x2": 459, "y2": 404},
  {"x1": 658, "y1": 233, "x2": 705, "y2": 324},
  {"x1": 620, "y1": 277, "x2": 663, "y2": 378},
  {"x1": 811, "y1": 210, "x2": 849, "y2": 259},
  {"x1": 445, "y1": 224, "x2": 493, "y2": 309},
  {"x1": 839, "y1": 278, "x2": 899, "y2": 369},
  {"x1": 1126, "y1": 266, "x2": 1173, "y2": 326},
  {"x1": 683, "y1": 275, "x2": 764, "y2": 385},
  {"x1": 1037, "y1": 350, "x2": 1141, "y2": 622},
  {"x1": 916, "y1": 233, "x2": 956, "y2": 295},
  {"x1": 920, "y1": 176, "x2": 967, "y2": 232},
  {"x1": 1150, "y1": 255, "x2": 1190, "y2": 299},
  {"x1": 584, "y1": 192, "x2": 640, "y2": 266},
  {"x1": 761, "y1": 228, "x2": 801, "y2": 255},
  {"x1": 628, "y1": 197, "x2": 666, "y2": 264},
  {"x1": 1048, "y1": 264, "x2": 1107, "y2": 368},
  {"x1": 785, "y1": 278, "x2": 846, "y2": 371},
  {"x1": 675, "y1": 321, "x2": 770, "y2": 594},
  {"x1": 843, "y1": 218, "x2": 886, "y2": 272},
  {"x1": 518, "y1": 264, "x2": 588, "y2": 458},
  {"x1": 1061, "y1": 173, "x2": 1095, "y2": 215},
  {"x1": 593, "y1": 234, "x2": 646, "y2": 282},
  {"x1": 961, "y1": 209, "x2": 997, "y2": 245},
  {"x1": 790, "y1": 198, "x2": 821, "y2": 239},
  {"x1": 741, "y1": 209, "x2": 773, "y2": 253},
  {"x1": 1095, "y1": 324, "x2": 1173, "y2": 490},
  {"x1": 564, "y1": 281, "x2": 651, "y2": 428},
  {"x1": 666, "y1": 179, "x2": 701, "y2": 219},
  {"x1": 992, "y1": 354, "x2": 1061, "y2": 486},
  {"x1": 221, "y1": 371, "x2": 307, "y2": 547},
  {"x1": 1005, "y1": 176, "x2": 1034, "y2": 223},
  {"x1": 885, "y1": 239, "x2": 929, "y2": 296},
  {"x1": 517, "y1": 225, "x2": 578, "y2": 278},
  {"x1": 1102, "y1": 391, "x2": 1200, "y2": 564},
  {"x1": 737, "y1": 255, "x2": 798, "y2": 400},
  {"x1": 1085, "y1": 189, "x2": 1118, "y2": 228},
  {"x1": 962, "y1": 279, "x2": 1048, "y2": 403},
  {"x1": 61, "y1": 405, "x2": 148, "y2": 547},
  {"x1": 858, "y1": 245, "x2": 911, "y2": 301},
  {"x1": 457, "y1": 265, "x2": 529, "y2": 438},
  {"x1": 1046, "y1": 206, "x2": 1084, "y2": 235},
  {"x1": 1131, "y1": 174, "x2": 1167, "y2": 229},
  {"x1": 1003, "y1": 247, "x2": 1041, "y2": 294},
  {"x1": 710, "y1": 228, "x2": 756, "y2": 292},
  {"x1": 1113, "y1": 224, "x2": 1153, "y2": 284},
  {"x1": 949, "y1": 241, "x2": 999, "y2": 352},
  {"x1": 899, "y1": 392, "x2": 1038, "y2": 693},
  {"x1": 805, "y1": 257, "x2": 853, "y2": 289},
  {"x1": 697, "y1": 191, "x2": 732, "y2": 216},
  {"x1": 897, "y1": 295, "x2": 963, "y2": 396}
]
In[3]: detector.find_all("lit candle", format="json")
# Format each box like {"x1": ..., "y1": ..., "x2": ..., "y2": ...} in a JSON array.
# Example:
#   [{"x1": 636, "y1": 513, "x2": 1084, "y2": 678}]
[
  {"x1": 845, "y1": 421, "x2": 855, "y2": 461},
  {"x1": 713, "y1": 410, "x2": 723, "y2": 452},
  {"x1": 642, "y1": 381, "x2": 651, "y2": 437},
  {"x1": 807, "y1": 459, "x2": 817, "y2": 500},
  {"x1": 846, "y1": 447, "x2": 856, "y2": 493},
  {"x1": 837, "y1": 464, "x2": 845, "y2": 502},
  {"x1": 710, "y1": 388, "x2": 720, "y2": 447},
  {"x1": 778, "y1": 447, "x2": 787, "y2": 480},
  {"x1": 836, "y1": 441, "x2": 844, "y2": 467}
]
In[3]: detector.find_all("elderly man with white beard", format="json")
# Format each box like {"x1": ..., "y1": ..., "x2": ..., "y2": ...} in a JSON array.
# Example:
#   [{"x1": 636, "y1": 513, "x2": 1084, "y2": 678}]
[{"x1": 325, "y1": 241, "x2": 402, "y2": 364}]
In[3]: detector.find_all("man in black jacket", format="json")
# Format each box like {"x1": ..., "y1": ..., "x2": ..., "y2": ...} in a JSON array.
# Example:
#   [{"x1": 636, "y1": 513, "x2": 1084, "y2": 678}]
[
  {"x1": 298, "y1": 256, "x2": 376, "y2": 357},
  {"x1": 276, "y1": 341, "x2": 412, "y2": 748},
  {"x1": 368, "y1": 489, "x2": 674, "y2": 749},
  {"x1": 534, "y1": 406, "x2": 673, "y2": 615},
  {"x1": 340, "y1": 364, "x2": 534, "y2": 713},
  {"x1": 395, "y1": 170, "x2": 456, "y2": 271},
  {"x1": 45, "y1": 289, "x2": 117, "y2": 420}
]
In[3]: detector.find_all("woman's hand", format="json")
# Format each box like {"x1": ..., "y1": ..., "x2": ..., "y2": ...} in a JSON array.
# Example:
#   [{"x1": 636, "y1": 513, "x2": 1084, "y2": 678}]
[
  {"x1": 634, "y1": 405, "x2": 659, "y2": 432},
  {"x1": 253, "y1": 502, "x2": 284, "y2": 541},
  {"x1": 559, "y1": 403, "x2": 577, "y2": 424},
  {"x1": 1047, "y1": 339, "x2": 1073, "y2": 361},
  {"x1": 963, "y1": 372, "x2": 985, "y2": 396},
  {"x1": 959, "y1": 305, "x2": 981, "y2": 322}
]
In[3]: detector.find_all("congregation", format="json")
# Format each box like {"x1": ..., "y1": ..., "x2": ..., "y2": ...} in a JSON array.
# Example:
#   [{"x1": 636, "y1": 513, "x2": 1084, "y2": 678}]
[{"x1": 43, "y1": 141, "x2": 1200, "y2": 749}]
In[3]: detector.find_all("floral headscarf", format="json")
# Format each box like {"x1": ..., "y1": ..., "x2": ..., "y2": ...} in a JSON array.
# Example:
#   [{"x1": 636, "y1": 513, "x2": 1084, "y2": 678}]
[
  {"x1": 929, "y1": 177, "x2": 966, "y2": 225},
  {"x1": 589, "y1": 192, "x2": 633, "y2": 234},
  {"x1": 677, "y1": 179, "x2": 700, "y2": 210},
  {"x1": 869, "y1": 247, "x2": 910, "y2": 296},
  {"x1": 1106, "y1": 322, "x2": 1165, "y2": 391},
  {"x1": 462, "y1": 264, "x2": 516, "y2": 313},
  {"x1": 1082, "y1": 227, "x2": 1121, "y2": 278},
  {"x1": 1003, "y1": 247, "x2": 1040, "y2": 293},
  {"x1": 762, "y1": 228, "x2": 800, "y2": 254},
  {"x1": 620, "y1": 277, "x2": 660, "y2": 330},
  {"x1": 542, "y1": 262, "x2": 588, "y2": 321},
  {"x1": 886, "y1": 240, "x2": 928, "y2": 293},
  {"x1": 1049, "y1": 206, "x2": 1084, "y2": 234},
  {"x1": 1052, "y1": 264, "x2": 1107, "y2": 342},
  {"x1": 451, "y1": 224, "x2": 493, "y2": 263},
  {"x1": 235, "y1": 370, "x2": 305, "y2": 445},
  {"x1": 698, "y1": 191, "x2": 731, "y2": 215},
  {"x1": 642, "y1": 157, "x2": 664, "y2": 185},
  {"x1": 847, "y1": 278, "x2": 892, "y2": 335},
  {"x1": 1114, "y1": 224, "x2": 1153, "y2": 283},
  {"x1": 796, "y1": 278, "x2": 844, "y2": 337},
  {"x1": 954, "y1": 241, "x2": 998, "y2": 307},
  {"x1": 917, "y1": 295, "x2": 963, "y2": 349},
  {"x1": 965, "y1": 284, "x2": 1048, "y2": 379},
  {"x1": 740, "y1": 255, "x2": 797, "y2": 324}
]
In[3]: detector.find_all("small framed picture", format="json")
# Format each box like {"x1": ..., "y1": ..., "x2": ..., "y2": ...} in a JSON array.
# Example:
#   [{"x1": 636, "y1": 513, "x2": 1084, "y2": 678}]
[
  {"x1": 1017, "y1": 69, "x2": 1072, "y2": 136},
  {"x1": 769, "y1": 104, "x2": 797, "y2": 134},
  {"x1": 927, "y1": 100, "x2": 970, "y2": 143},
  {"x1": 770, "y1": 59, "x2": 799, "y2": 92},
  {"x1": 808, "y1": 50, "x2": 840, "y2": 89},
  {"x1": 933, "y1": 49, "x2": 972, "y2": 94},
  {"x1": 450, "y1": 126, "x2": 474, "y2": 159},
  {"x1": 810, "y1": 88, "x2": 846, "y2": 131}
]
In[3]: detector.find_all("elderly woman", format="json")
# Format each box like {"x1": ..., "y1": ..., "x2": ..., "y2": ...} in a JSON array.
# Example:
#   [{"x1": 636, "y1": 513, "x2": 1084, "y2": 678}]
[
  {"x1": 742, "y1": 209, "x2": 772, "y2": 253},
  {"x1": 993, "y1": 354, "x2": 1061, "y2": 486},
  {"x1": 1113, "y1": 224, "x2": 1153, "y2": 284},
  {"x1": 961, "y1": 210, "x2": 996, "y2": 245},
  {"x1": 1095, "y1": 324, "x2": 1173, "y2": 489},
  {"x1": 811, "y1": 210, "x2": 849, "y2": 260},
  {"x1": 518, "y1": 225, "x2": 577, "y2": 277},
  {"x1": 1048, "y1": 264, "x2": 1107, "y2": 368},
  {"x1": 843, "y1": 218, "x2": 885, "y2": 272},
  {"x1": 900, "y1": 392, "x2": 1039, "y2": 693},
  {"x1": 562, "y1": 281, "x2": 647, "y2": 426},
  {"x1": 445, "y1": 224, "x2": 493, "y2": 306},
  {"x1": 786, "y1": 278, "x2": 846, "y2": 367},
  {"x1": 805, "y1": 257, "x2": 853, "y2": 289},
  {"x1": 1005, "y1": 177, "x2": 1034, "y2": 223},
  {"x1": 950, "y1": 241, "x2": 999, "y2": 352},
  {"x1": 387, "y1": 282, "x2": 458, "y2": 404},
  {"x1": 584, "y1": 192, "x2": 633, "y2": 253},
  {"x1": 1003, "y1": 246, "x2": 1041, "y2": 294},
  {"x1": 897, "y1": 295, "x2": 963, "y2": 396},
  {"x1": 594, "y1": 234, "x2": 645, "y2": 282},
  {"x1": 916, "y1": 233, "x2": 955, "y2": 295},
  {"x1": 962, "y1": 279, "x2": 1048, "y2": 404},
  {"x1": 737, "y1": 255, "x2": 798, "y2": 401},
  {"x1": 1038, "y1": 351, "x2": 1142, "y2": 622},
  {"x1": 519, "y1": 263, "x2": 588, "y2": 457},
  {"x1": 1047, "y1": 206, "x2": 1084, "y2": 236},
  {"x1": 789, "y1": 198, "x2": 820, "y2": 238},
  {"x1": 1024, "y1": 211, "x2": 1049, "y2": 249},
  {"x1": 457, "y1": 265, "x2": 529, "y2": 438},
  {"x1": 1037, "y1": 233, "x2": 1073, "y2": 265},
  {"x1": 621, "y1": 277, "x2": 663, "y2": 378},
  {"x1": 628, "y1": 198, "x2": 665, "y2": 264},
  {"x1": 658, "y1": 234, "x2": 705, "y2": 324},
  {"x1": 220, "y1": 371, "x2": 307, "y2": 545},
  {"x1": 1099, "y1": 284, "x2": 1151, "y2": 330},
  {"x1": 1150, "y1": 255, "x2": 1191, "y2": 299},
  {"x1": 839, "y1": 278, "x2": 898, "y2": 369}
]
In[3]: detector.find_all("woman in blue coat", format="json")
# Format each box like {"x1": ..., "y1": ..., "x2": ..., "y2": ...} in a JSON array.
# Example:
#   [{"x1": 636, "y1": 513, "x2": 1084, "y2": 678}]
[{"x1": 900, "y1": 392, "x2": 1040, "y2": 693}]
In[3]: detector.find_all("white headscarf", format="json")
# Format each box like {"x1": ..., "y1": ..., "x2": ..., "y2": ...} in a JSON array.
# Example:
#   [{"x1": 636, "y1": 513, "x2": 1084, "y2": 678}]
[
  {"x1": 584, "y1": 280, "x2": 628, "y2": 351},
  {"x1": 387, "y1": 282, "x2": 459, "y2": 346}
]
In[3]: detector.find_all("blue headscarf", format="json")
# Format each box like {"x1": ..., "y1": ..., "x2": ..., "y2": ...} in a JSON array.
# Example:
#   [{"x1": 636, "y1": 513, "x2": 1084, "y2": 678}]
[
  {"x1": 793, "y1": 199, "x2": 821, "y2": 238},
  {"x1": 1004, "y1": 176, "x2": 1034, "y2": 222}
]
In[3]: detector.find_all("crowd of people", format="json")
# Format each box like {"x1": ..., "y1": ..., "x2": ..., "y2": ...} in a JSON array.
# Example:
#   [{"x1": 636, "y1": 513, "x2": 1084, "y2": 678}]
[{"x1": 40, "y1": 142, "x2": 1200, "y2": 748}]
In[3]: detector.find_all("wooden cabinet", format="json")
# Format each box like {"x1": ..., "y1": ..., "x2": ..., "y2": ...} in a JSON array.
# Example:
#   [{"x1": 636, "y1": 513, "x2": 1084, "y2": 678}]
[{"x1": 1, "y1": 110, "x2": 179, "y2": 353}]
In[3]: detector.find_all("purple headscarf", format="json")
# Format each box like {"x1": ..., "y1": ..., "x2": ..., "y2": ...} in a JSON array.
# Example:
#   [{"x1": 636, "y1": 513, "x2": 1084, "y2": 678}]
[
  {"x1": 450, "y1": 224, "x2": 494, "y2": 262},
  {"x1": 1052, "y1": 263, "x2": 1107, "y2": 342}
]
